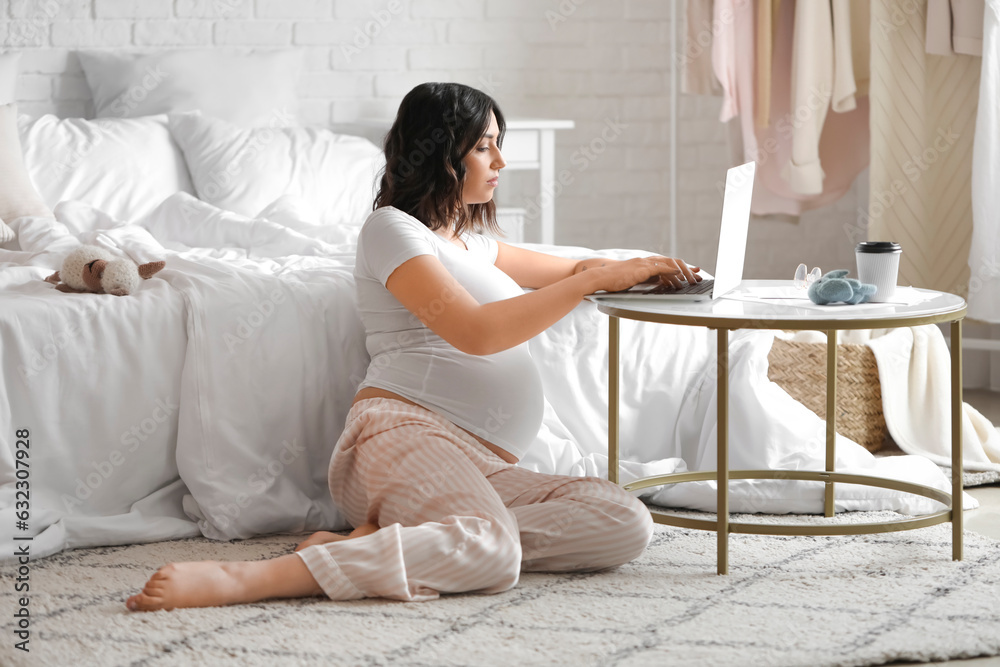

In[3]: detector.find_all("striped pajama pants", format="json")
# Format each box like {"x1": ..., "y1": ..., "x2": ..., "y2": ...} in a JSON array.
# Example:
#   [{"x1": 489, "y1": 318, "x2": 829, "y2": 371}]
[{"x1": 296, "y1": 397, "x2": 653, "y2": 602}]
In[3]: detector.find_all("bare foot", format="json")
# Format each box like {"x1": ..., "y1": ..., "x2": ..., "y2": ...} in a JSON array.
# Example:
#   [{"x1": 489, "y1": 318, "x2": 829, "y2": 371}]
[
  {"x1": 126, "y1": 560, "x2": 252, "y2": 612},
  {"x1": 294, "y1": 522, "x2": 379, "y2": 552}
]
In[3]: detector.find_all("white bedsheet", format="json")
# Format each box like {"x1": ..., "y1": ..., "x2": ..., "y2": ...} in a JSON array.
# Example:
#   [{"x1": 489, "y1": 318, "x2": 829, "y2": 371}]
[{"x1": 0, "y1": 194, "x2": 981, "y2": 563}]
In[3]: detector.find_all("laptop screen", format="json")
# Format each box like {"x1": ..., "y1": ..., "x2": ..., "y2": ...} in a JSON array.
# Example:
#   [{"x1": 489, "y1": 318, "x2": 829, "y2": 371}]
[{"x1": 712, "y1": 161, "x2": 755, "y2": 299}]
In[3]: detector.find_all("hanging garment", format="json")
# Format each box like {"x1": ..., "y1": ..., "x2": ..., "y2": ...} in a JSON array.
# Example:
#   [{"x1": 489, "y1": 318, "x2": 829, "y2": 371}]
[
  {"x1": 756, "y1": 0, "x2": 781, "y2": 127},
  {"x1": 713, "y1": 0, "x2": 768, "y2": 213},
  {"x1": 927, "y1": 0, "x2": 986, "y2": 55},
  {"x1": 741, "y1": 0, "x2": 869, "y2": 216},
  {"x1": 783, "y1": 0, "x2": 869, "y2": 195},
  {"x1": 682, "y1": 0, "x2": 723, "y2": 96},
  {"x1": 969, "y1": 0, "x2": 1000, "y2": 322},
  {"x1": 869, "y1": 0, "x2": 981, "y2": 293},
  {"x1": 783, "y1": 0, "x2": 834, "y2": 194},
  {"x1": 712, "y1": 0, "x2": 754, "y2": 123},
  {"x1": 831, "y1": 0, "x2": 871, "y2": 112}
]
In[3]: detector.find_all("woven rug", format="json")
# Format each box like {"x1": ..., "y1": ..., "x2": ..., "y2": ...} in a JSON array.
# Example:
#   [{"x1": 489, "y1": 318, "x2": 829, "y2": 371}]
[
  {"x1": 874, "y1": 440, "x2": 1000, "y2": 487},
  {"x1": 943, "y1": 467, "x2": 1000, "y2": 487},
  {"x1": 2, "y1": 512, "x2": 999, "y2": 667}
]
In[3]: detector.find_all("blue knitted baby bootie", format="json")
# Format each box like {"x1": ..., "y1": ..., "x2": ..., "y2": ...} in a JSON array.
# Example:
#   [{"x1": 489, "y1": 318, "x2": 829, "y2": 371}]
[{"x1": 807, "y1": 270, "x2": 877, "y2": 305}]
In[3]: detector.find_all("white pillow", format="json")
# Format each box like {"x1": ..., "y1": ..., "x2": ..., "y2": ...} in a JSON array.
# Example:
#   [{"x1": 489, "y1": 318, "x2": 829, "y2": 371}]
[
  {"x1": 0, "y1": 51, "x2": 19, "y2": 105},
  {"x1": 78, "y1": 49, "x2": 304, "y2": 129},
  {"x1": 0, "y1": 103, "x2": 52, "y2": 237},
  {"x1": 169, "y1": 111, "x2": 384, "y2": 237},
  {"x1": 18, "y1": 113, "x2": 194, "y2": 223}
]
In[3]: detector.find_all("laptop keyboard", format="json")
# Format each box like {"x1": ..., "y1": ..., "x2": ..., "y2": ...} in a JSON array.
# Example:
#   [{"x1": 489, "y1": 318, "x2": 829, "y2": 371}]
[{"x1": 635, "y1": 278, "x2": 715, "y2": 295}]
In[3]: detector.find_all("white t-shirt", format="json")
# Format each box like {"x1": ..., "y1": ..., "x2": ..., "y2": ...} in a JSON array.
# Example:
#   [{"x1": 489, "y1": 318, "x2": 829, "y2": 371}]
[{"x1": 353, "y1": 206, "x2": 544, "y2": 460}]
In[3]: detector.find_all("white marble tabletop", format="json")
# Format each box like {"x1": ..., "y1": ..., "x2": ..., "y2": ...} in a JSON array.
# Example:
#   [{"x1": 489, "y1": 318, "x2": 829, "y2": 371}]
[{"x1": 588, "y1": 280, "x2": 967, "y2": 330}]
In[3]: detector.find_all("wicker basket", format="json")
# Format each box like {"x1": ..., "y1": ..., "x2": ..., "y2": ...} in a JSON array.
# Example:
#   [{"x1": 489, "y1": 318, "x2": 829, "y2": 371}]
[{"x1": 767, "y1": 336, "x2": 888, "y2": 452}]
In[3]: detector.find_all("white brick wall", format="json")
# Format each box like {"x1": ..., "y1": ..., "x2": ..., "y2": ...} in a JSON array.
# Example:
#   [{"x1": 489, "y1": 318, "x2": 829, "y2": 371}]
[{"x1": 2, "y1": 0, "x2": 865, "y2": 276}]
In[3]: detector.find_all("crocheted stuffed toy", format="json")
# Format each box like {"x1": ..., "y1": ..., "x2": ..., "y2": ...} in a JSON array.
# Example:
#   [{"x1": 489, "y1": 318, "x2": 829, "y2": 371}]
[
  {"x1": 44, "y1": 245, "x2": 165, "y2": 296},
  {"x1": 807, "y1": 269, "x2": 877, "y2": 305}
]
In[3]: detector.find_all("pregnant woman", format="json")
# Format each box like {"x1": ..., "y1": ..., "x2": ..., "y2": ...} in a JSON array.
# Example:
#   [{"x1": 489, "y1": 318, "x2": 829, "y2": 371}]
[{"x1": 127, "y1": 82, "x2": 700, "y2": 611}]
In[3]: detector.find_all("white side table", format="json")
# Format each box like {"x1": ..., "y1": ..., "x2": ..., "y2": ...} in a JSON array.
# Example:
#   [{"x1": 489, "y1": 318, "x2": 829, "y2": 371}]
[
  {"x1": 590, "y1": 281, "x2": 968, "y2": 575},
  {"x1": 502, "y1": 119, "x2": 574, "y2": 245},
  {"x1": 333, "y1": 118, "x2": 574, "y2": 245}
]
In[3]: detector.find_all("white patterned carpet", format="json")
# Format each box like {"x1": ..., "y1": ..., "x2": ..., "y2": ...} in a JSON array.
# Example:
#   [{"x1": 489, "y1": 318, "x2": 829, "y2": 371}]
[{"x1": 2, "y1": 510, "x2": 1000, "y2": 667}]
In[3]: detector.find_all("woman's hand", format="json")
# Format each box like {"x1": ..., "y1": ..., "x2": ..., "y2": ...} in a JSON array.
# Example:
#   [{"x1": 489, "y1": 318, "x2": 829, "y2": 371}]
[{"x1": 586, "y1": 256, "x2": 701, "y2": 293}]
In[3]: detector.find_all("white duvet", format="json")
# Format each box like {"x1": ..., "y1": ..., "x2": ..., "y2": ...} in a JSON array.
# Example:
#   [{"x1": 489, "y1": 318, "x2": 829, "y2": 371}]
[{"x1": 0, "y1": 194, "x2": 987, "y2": 563}]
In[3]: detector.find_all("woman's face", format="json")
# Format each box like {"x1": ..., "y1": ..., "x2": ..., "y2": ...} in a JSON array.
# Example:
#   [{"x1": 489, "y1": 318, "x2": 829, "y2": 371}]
[{"x1": 461, "y1": 111, "x2": 506, "y2": 206}]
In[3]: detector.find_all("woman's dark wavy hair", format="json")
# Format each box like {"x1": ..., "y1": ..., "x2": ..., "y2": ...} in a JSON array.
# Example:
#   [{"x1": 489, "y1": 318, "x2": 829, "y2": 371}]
[{"x1": 374, "y1": 82, "x2": 506, "y2": 237}]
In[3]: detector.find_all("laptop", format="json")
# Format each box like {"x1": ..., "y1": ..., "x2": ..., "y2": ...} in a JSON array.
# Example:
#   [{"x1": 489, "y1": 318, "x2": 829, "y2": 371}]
[{"x1": 586, "y1": 161, "x2": 755, "y2": 302}]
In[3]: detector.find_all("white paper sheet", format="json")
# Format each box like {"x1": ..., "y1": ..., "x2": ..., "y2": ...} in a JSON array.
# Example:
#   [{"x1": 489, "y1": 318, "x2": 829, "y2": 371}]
[{"x1": 725, "y1": 285, "x2": 935, "y2": 311}]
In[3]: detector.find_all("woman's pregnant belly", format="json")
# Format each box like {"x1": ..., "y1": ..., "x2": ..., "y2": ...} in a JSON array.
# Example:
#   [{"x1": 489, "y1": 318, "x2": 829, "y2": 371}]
[{"x1": 359, "y1": 343, "x2": 544, "y2": 464}]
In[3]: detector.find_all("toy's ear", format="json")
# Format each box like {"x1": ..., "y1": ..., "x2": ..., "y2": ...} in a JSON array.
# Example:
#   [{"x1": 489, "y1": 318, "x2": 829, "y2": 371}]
[
  {"x1": 54, "y1": 283, "x2": 87, "y2": 293},
  {"x1": 82, "y1": 259, "x2": 107, "y2": 292},
  {"x1": 138, "y1": 261, "x2": 165, "y2": 279},
  {"x1": 44, "y1": 271, "x2": 61, "y2": 284}
]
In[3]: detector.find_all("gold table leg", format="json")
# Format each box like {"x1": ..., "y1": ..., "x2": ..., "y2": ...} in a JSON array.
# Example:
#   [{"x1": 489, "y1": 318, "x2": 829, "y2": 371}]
[
  {"x1": 825, "y1": 330, "x2": 838, "y2": 518},
  {"x1": 717, "y1": 328, "x2": 729, "y2": 575},
  {"x1": 609, "y1": 316, "x2": 619, "y2": 486},
  {"x1": 952, "y1": 319, "x2": 963, "y2": 561}
]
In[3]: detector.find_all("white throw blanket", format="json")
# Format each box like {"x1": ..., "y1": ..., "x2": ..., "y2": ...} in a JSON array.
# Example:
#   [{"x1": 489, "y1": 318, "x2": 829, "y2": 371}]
[
  {"x1": 779, "y1": 329, "x2": 1000, "y2": 472},
  {"x1": 0, "y1": 193, "x2": 991, "y2": 563}
]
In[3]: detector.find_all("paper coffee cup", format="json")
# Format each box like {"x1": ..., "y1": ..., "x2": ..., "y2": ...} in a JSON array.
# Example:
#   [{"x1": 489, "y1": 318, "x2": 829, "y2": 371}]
[{"x1": 856, "y1": 241, "x2": 901, "y2": 302}]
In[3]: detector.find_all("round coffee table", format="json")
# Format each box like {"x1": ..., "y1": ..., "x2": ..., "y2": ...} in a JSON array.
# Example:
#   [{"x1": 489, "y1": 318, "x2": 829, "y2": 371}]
[{"x1": 590, "y1": 280, "x2": 967, "y2": 575}]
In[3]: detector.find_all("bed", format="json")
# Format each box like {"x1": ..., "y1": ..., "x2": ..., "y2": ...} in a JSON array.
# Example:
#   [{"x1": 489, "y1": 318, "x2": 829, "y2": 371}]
[{"x1": 0, "y1": 49, "x2": 995, "y2": 564}]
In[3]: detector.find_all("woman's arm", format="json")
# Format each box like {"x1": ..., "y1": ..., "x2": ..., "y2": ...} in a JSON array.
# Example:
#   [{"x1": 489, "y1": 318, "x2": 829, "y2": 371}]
[
  {"x1": 494, "y1": 241, "x2": 595, "y2": 288},
  {"x1": 385, "y1": 251, "x2": 696, "y2": 356},
  {"x1": 494, "y1": 240, "x2": 697, "y2": 289}
]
